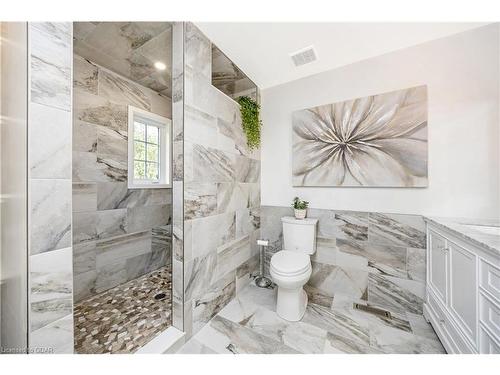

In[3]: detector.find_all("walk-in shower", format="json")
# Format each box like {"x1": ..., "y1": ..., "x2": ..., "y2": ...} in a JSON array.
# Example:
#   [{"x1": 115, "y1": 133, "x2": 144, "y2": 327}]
[
  {"x1": 72, "y1": 22, "x2": 173, "y2": 353},
  {"x1": 1, "y1": 21, "x2": 259, "y2": 354}
]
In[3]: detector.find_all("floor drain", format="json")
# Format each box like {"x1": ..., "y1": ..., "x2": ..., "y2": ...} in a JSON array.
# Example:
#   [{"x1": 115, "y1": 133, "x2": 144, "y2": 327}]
[
  {"x1": 154, "y1": 292, "x2": 166, "y2": 300},
  {"x1": 353, "y1": 303, "x2": 392, "y2": 319}
]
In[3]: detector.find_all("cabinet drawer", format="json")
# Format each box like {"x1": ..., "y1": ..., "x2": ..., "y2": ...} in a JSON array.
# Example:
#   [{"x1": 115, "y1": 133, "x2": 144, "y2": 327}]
[
  {"x1": 480, "y1": 260, "x2": 500, "y2": 303},
  {"x1": 479, "y1": 293, "x2": 500, "y2": 338},
  {"x1": 479, "y1": 327, "x2": 500, "y2": 354}
]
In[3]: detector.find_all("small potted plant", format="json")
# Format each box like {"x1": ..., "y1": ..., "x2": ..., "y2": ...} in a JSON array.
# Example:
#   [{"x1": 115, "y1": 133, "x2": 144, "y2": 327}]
[{"x1": 292, "y1": 197, "x2": 309, "y2": 219}]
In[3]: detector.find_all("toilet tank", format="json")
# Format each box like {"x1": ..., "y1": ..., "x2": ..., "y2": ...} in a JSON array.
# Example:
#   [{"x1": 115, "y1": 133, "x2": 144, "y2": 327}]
[{"x1": 281, "y1": 216, "x2": 318, "y2": 255}]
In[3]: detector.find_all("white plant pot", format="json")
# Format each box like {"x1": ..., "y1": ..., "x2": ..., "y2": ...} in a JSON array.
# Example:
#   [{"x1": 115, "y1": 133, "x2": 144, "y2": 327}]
[{"x1": 294, "y1": 209, "x2": 307, "y2": 219}]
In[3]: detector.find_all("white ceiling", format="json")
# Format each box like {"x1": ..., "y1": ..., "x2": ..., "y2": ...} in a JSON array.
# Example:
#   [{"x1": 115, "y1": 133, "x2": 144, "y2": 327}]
[{"x1": 195, "y1": 22, "x2": 489, "y2": 89}]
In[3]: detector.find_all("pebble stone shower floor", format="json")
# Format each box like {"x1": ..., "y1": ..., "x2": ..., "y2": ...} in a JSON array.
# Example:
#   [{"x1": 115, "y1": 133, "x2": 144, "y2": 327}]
[{"x1": 74, "y1": 265, "x2": 172, "y2": 354}]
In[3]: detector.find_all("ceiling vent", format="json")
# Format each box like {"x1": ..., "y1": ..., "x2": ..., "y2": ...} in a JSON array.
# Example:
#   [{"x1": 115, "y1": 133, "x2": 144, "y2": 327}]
[{"x1": 290, "y1": 45, "x2": 317, "y2": 67}]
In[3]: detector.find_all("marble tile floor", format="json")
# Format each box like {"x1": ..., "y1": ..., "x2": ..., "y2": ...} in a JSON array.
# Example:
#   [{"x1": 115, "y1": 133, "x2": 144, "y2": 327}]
[
  {"x1": 74, "y1": 265, "x2": 172, "y2": 354},
  {"x1": 178, "y1": 280, "x2": 446, "y2": 354}
]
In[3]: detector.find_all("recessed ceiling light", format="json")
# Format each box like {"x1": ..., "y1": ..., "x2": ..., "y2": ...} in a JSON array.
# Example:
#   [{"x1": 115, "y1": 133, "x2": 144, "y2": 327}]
[{"x1": 154, "y1": 61, "x2": 166, "y2": 71}]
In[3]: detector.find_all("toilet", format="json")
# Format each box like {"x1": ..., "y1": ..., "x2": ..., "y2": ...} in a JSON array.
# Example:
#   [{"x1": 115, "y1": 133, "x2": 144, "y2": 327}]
[{"x1": 270, "y1": 216, "x2": 318, "y2": 321}]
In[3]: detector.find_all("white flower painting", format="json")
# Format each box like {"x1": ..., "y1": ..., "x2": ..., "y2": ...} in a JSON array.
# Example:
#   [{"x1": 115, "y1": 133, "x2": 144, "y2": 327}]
[{"x1": 292, "y1": 85, "x2": 428, "y2": 187}]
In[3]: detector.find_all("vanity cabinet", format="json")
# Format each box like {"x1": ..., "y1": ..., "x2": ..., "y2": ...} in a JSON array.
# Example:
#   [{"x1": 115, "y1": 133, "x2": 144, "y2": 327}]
[
  {"x1": 424, "y1": 222, "x2": 500, "y2": 354},
  {"x1": 428, "y1": 231, "x2": 448, "y2": 302}
]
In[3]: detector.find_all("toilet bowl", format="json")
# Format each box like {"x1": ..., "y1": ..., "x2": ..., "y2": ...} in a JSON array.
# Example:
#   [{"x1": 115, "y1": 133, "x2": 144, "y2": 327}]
[
  {"x1": 270, "y1": 250, "x2": 312, "y2": 321},
  {"x1": 270, "y1": 216, "x2": 318, "y2": 321}
]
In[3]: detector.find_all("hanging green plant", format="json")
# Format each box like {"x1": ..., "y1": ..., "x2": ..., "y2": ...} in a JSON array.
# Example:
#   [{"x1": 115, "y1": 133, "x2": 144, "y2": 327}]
[{"x1": 237, "y1": 96, "x2": 262, "y2": 150}]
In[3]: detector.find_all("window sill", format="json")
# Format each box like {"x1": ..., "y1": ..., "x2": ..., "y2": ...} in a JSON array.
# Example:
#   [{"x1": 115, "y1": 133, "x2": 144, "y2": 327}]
[{"x1": 128, "y1": 183, "x2": 171, "y2": 189}]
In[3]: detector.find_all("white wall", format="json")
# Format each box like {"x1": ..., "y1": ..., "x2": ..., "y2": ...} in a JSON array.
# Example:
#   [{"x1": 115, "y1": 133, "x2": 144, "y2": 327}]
[{"x1": 261, "y1": 24, "x2": 500, "y2": 220}]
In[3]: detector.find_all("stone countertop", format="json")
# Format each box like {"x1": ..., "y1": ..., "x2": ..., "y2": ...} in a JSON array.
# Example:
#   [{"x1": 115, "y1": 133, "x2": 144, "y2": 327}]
[{"x1": 424, "y1": 216, "x2": 500, "y2": 256}]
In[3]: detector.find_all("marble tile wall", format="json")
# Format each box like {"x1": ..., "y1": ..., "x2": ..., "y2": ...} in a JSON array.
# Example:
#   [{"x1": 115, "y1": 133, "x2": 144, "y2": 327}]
[
  {"x1": 181, "y1": 23, "x2": 261, "y2": 338},
  {"x1": 171, "y1": 22, "x2": 184, "y2": 330},
  {"x1": 260, "y1": 206, "x2": 427, "y2": 316},
  {"x1": 28, "y1": 22, "x2": 74, "y2": 353},
  {"x1": 72, "y1": 50, "x2": 172, "y2": 302}
]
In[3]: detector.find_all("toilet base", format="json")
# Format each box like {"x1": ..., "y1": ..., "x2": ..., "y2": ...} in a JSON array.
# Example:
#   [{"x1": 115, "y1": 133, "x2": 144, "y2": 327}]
[{"x1": 276, "y1": 287, "x2": 308, "y2": 321}]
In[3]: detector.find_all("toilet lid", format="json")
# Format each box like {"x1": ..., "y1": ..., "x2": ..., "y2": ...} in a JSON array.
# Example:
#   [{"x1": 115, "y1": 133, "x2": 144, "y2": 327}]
[{"x1": 270, "y1": 250, "x2": 310, "y2": 275}]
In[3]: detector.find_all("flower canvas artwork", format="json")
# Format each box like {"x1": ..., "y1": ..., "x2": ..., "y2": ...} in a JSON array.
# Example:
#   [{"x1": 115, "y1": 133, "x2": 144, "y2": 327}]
[{"x1": 292, "y1": 85, "x2": 428, "y2": 187}]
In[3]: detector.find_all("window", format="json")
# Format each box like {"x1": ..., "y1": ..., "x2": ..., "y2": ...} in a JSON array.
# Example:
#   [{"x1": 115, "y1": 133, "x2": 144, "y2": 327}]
[{"x1": 128, "y1": 106, "x2": 171, "y2": 189}]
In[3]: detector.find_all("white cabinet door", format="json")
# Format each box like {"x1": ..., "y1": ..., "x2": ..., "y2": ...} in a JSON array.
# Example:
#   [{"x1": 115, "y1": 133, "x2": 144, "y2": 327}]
[
  {"x1": 449, "y1": 240, "x2": 477, "y2": 345},
  {"x1": 429, "y1": 230, "x2": 448, "y2": 302},
  {"x1": 479, "y1": 327, "x2": 500, "y2": 354}
]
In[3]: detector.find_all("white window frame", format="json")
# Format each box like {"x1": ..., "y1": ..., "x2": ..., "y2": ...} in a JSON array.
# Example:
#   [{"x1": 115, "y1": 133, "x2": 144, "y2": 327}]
[{"x1": 127, "y1": 105, "x2": 171, "y2": 189}]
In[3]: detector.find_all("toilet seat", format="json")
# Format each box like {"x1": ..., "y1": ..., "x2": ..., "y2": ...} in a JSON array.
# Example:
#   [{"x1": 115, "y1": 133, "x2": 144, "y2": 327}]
[{"x1": 270, "y1": 250, "x2": 311, "y2": 277}]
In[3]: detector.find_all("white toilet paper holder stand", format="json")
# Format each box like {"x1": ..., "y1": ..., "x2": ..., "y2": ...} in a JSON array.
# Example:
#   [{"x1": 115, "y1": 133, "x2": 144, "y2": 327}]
[{"x1": 255, "y1": 239, "x2": 273, "y2": 288}]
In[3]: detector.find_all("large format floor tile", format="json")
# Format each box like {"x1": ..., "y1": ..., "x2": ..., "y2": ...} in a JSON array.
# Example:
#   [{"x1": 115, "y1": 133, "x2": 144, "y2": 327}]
[{"x1": 178, "y1": 280, "x2": 445, "y2": 354}]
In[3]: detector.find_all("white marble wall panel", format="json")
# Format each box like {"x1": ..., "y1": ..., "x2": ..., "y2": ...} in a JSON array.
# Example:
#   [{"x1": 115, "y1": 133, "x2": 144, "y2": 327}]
[
  {"x1": 235, "y1": 207, "x2": 260, "y2": 238},
  {"x1": 28, "y1": 30, "x2": 73, "y2": 342},
  {"x1": 96, "y1": 231, "x2": 152, "y2": 267},
  {"x1": 184, "y1": 105, "x2": 218, "y2": 147},
  {"x1": 368, "y1": 274, "x2": 425, "y2": 315},
  {"x1": 96, "y1": 208, "x2": 127, "y2": 239},
  {"x1": 96, "y1": 126, "x2": 127, "y2": 162},
  {"x1": 185, "y1": 182, "x2": 217, "y2": 219},
  {"x1": 30, "y1": 23, "x2": 71, "y2": 111},
  {"x1": 96, "y1": 182, "x2": 129, "y2": 210},
  {"x1": 73, "y1": 183, "x2": 97, "y2": 213},
  {"x1": 184, "y1": 251, "x2": 218, "y2": 302},
  {"x1": 406, "y1": 248, "x2": 426, "y2": 282},
  {"x1": 29, "y1": 102, "x2": 71, "y2": 179},
  {"x1": 217, "y1": 183, "x2": 249, "y2": 214},
  {"x1": 247, "y1": 183, "x2": 261, "y2": 209},
  {"x1": 216, "y1": 235, "x2": 252, "y2": 279},
  {"x1": 98, "y1": 68, "x2": 151, "y2": 110},
  {"x1": 30, "y1": 179, "x2": 72, "y2": 255},
  {"x1": 73, "y1": 211, "x2": 97, "y2": 244},
  {"x1": 95, "y1": 260, "x2": 127, "y2": 293},
  {"x1": 73, "y1": 270, "x2": 97, "y2": 302},
  {"x1": 260, "y1": 206, "x2": 427, "y2": 315},
  {"x1": 72, "y1": 151, "x2": 107, "y2": 182},
  {"x1": 30, "y1": 313, "x2": 74, "y2": 354},
  {"x1": 182, "y1": 23, "x2": 261, "y2": 339},
  {"x1": 73, "y1": 120, "x2": 97, "y2": 153},
  {"x1": 190, "y1": 212, "x2": 236, "y2": 259},
  {"x1": 30, "y1": 247, "x2": 73, "y2": 333},
  {"x1": 235, "y1": 155, "x2": 260, "y2": 183},
  {"x1": 235, "y1": 252, "x2": 260, "y2": 294},
  {"x1": 125, "y1": 244, "x2": 168, "y2": 280},
  {"x1": 191, "y1": 143, "x2": 235, "y2": 183},
  {"x1": 72, "y1": 45, "x2": 173, "y2": 305},
  {"x1": 368, "y1": 213, "x2": 426, "y2": 249},
  {"x1": 126, "y1": 204, "x2": 170, "y2": 233},
  {"x1": 31, "y1": 23, "x2": 72, "y2": 54},
  {"x1": 73, "y1": 241, "x2": 96, "y2": 275},
  {"x1": 185, "y1": 22, "x2": 211, "y2": 79},
  {"x1": 170, "y1": 22, "x2": 186, "y2": 331},
  {"x1": 73, "y1": 54, "x2": 98, "y2": 94},
  {"x1": 192, "y1": 271, "x2": 236, "y2": 334},
  {"x1": 74, "y1": 89, "x2": 128, "y2": 132}
]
